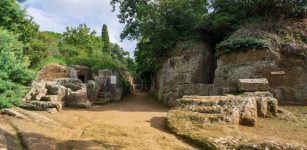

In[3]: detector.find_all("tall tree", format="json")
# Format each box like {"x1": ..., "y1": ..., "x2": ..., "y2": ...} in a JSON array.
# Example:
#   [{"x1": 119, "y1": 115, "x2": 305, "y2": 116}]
[
  {"x1": 62, "y1": 24, "x2": 101, "y2": 54},
  {"x1": 0, "y1": 0, "x2": 39, "y2": 43},
  {"x1": 101, "y1": 24, "x2": 111, "y2": 53}
]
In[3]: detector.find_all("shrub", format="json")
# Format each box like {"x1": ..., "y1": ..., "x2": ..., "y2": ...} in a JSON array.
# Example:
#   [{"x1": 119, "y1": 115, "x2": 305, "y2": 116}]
[
  {"x1": 0, "y1": 80, "x2": 25, "y2": 109},
  {"x1": 216, "y1": 37, "x2": 269, "y2": 56},
  {"x1": 32, "y1": 56, "x2": 67, "y2": 71},
  {"x1": 67, "y1": 51, "x2": 125, "y2": 71},
  {"x1": 0, "y1": 29, "x2": 33, "y2": 108}
]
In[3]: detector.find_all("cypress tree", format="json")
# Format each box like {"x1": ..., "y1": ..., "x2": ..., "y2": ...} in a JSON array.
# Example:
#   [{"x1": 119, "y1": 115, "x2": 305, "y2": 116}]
[{"x1": 101, "y1": 24, "x2": 110, "y2": 53}]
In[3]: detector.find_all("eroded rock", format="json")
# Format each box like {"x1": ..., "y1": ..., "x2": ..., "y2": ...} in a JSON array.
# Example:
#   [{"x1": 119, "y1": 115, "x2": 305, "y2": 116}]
[
  {"x1": 36, "y1": 64, "x2": 77, "y2": 81},
  {"x1": 175, "y1": 91, "x2": 278, "y2": 127},
  {"x1": 23, "y1": 78, "x2": 91, "y2": 111},
  {"x1": 238, "y1": 78, "x2": 269, "y2": 92}
]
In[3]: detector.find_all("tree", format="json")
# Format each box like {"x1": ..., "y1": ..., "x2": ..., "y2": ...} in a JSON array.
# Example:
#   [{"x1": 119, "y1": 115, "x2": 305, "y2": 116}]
[
  {"x1": 62, "y1": 24, "x2": 102, "y2": 54},
  {"x1": 28, "y1": 31, "x2": 61, "y2": 65},
  {"x1": 111, "y1": 0, "x2": 209, "y2": 88},
  {"x1": 0, "y1": 0, "x2": 39, "y2": 43},
  {"x1": 101, "y1": 24, "x2": 111, "y2": 53},
  {"x1": 110, "y1": 43, "x2": 129, "y2": 60},
  {"x1": 0, "y1": 29, "x2": 34, "y2": 108}
]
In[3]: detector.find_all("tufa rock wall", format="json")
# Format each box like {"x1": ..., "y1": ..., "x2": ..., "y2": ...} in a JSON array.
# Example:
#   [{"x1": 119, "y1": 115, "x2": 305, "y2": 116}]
[
  {"x1": 36, "y1": 64, "x2": 78, "y2": 81},
  {"x1": 214, "y1": 19, "x2": 307, "y2": 105},
  {"x1": 154, "y1": 41, "x2": 215, "y2": 106}
]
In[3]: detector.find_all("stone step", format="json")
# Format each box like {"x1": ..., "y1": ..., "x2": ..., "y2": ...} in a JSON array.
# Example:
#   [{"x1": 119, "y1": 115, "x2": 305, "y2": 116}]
[
  {"x1": 94, "y1": 98, "x2": 111, "y2": 105},
  {"x1": 181, "y1": 105, "x2": 224, "y2": 114},
  {"x1": 177, "y1": 95, "x2": 238, "y2": 107}
]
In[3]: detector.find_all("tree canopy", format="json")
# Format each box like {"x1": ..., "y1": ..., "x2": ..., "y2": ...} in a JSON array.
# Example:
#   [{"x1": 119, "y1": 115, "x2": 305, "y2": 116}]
[
  {"x1": 0, "y1": 0, "x2": 39, "y2": 43},
  {"x1": 111, "y1": 0, "x2": 306, "y2": 88}
]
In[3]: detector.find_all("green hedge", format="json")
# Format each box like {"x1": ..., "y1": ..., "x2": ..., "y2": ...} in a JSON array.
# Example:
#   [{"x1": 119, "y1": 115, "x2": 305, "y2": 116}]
[{"x1": 216, "y1": 37, "x2": 269, "y2": 56}]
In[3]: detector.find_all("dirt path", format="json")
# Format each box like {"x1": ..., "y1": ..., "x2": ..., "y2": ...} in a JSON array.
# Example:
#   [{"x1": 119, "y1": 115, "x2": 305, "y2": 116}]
[{"x1": 1, "y1": 92, "x2": 197, "y2": 150}]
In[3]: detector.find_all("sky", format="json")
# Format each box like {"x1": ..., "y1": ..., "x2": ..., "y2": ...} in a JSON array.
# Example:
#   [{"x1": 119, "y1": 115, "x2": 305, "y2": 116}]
[{"x1": 22, "y1": 0, "x2": 137, "y2": 56}]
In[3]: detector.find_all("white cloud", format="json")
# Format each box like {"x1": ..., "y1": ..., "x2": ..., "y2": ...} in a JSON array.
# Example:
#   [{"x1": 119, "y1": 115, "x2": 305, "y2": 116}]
[{"x1": 23, "y1": 0, "x2": 136, "y2": 56}]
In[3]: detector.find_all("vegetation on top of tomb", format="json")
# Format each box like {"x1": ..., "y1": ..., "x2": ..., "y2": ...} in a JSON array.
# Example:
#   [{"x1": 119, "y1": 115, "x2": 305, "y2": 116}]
[{"x1": 112, "y1": 0, "x2": 306, "y2": 88}]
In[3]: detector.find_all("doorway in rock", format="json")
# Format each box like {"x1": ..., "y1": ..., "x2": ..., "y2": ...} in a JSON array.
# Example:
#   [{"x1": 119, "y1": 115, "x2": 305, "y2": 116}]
[{"x1": 78, "y1": 75, "x2": 85, "y2": 83}]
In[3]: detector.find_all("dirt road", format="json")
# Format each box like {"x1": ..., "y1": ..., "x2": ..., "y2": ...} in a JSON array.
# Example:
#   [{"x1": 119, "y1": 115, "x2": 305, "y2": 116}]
[{"x1": 0, "y1": 92, "x2": 197, "y2": 150}]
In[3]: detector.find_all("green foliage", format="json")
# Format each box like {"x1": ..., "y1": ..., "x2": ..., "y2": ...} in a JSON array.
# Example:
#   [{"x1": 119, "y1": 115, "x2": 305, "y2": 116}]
[
  {"x1": 112, "y1": 0, "x2": 209, "y2": 88},
  {"x1": 27, "y1": 31, "x2": 61, "y2": 65},
  {"x1": 216, "y1": 37, "x2": 269, "y2": 56},
  {"x1": 0, "y1": 29, "x2": 33, "y2": 109},
  {"x1": 68, "y1": 51, "x2": 125, "y2": 71},
  {"x1": 0, "y1": 0, "x2": 39, "y2": 43},
  {"x1": 101, "y1": 24, "x2": 111, "y2": 53},
  {"x1": 63, "y1": 24, "x2": 102, "y2": 54},
  {"x1": 0, "y1": 80, "x2": 25, "y2": 109},
  {"x1": 110, "y1": 43, "x2": 129, "y2": 60},
  {"x1": 204, "y1": 0, "x2": 306, "y2": 42},
  {"x1": 27, "y1": 24, "x2": 132, "y2": 73},
  {"x1": 32, "y1": 56, "x2": 67, "y2": 71}
]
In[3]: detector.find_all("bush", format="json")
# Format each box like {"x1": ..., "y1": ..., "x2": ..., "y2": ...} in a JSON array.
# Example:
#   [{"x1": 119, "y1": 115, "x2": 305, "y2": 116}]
[
  {"x1": 216, "y1": 37, "x2": 269, "y2": 56},
  {"x1": 0, "y1": 80, "x2": 25, "y2": 109},
  {"x1": 67, "y1": 50, "x2": 125, "y2": 71},
  {"x1": 0, "y1": 29, "x2": 33, "y2": 109},
  {"x1": 32, "y1": 56, "x2": 68, "y2": 71}
]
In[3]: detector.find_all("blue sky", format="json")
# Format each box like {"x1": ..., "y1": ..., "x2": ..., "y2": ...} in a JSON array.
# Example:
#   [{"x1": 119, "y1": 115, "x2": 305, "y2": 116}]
[{"x1": 22, "y1": 0, "x2": 137, "y2": 56}]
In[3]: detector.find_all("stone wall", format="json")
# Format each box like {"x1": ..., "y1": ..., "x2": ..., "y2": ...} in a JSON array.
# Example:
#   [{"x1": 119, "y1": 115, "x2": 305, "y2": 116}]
[
  {"x1": 72, "y1": 65, "x2": 93, "y2": 83},
  {"x1": 91, "y1": 69, "x2": 126, "y2": 104},
  {"x1": 154, "y1": 41, "x2": 215, "y2": 106},
  {"x1": 214, "y1": 48, "x2": 307, "y2": 105}
]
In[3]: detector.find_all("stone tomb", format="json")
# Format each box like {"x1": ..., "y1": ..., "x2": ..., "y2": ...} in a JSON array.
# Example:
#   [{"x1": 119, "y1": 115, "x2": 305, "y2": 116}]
[{"x1": 92, "y1": 69, "x2": 124, "y2": 104}]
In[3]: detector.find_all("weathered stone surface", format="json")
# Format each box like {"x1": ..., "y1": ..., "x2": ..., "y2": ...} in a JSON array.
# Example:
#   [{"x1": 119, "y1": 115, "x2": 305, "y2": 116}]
[
  {"x1": 246, "y1": 92, "x2": 278, "y2": 117},
  {"x1": 214, "y1": 20, "x2": 307, "y2": 105},
  {"x1": 66, "y1": 85, "x2": 91, "y2": 108},
  {"x1": 239, "y1": 97, "x2": 257, "y2": 126},
  {"x1": 238, "y1": 78, "x2": 269, "y2": 92},
  {"x1": 153, "y1": 41, "x2": 214, "y2": 107},
  {"x1": 24, "y1": 77, "x2": 91, "y2": 111},
  {"x1": 72, "y1": 65, "x2": 92, "y2": 83},
  {"x1": 1, "y1": 108, "x2": 26, "y2": 119},
  {"x1": 175, "y1": 91, "x2": 279, "y2": 127},
  {"x1": 92, "y1": 69, "x2": 126, "y2": 104},
  {"x1": 36, "y1": 64, "x2": 78, "y2": 81},
  {"x1": 22, "y1": 101, "x2": 62, "y2": 111},
  {"x1": 86, "y1": 80, "x2": 99, "y2": 100}
]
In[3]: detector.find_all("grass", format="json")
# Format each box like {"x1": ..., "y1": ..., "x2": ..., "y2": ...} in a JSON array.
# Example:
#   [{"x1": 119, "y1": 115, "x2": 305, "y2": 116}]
[{"x1": 32, "y1": 56, "x2": 67, "y2": 71}]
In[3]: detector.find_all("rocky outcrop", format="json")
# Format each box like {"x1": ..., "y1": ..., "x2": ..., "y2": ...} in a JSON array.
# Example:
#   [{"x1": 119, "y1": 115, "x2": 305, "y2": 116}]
[
  {"x1": 23, "y1": 78, "x2": 91, "y2": 111},
  {"x1": 175, "y1": 91, "x2": 278, "y2": 127},
  {"x1": 37, "y1": 64, "x2": 78, "y2": 81},
  {"x1": 214, "y1": 19, "x2": 307, "y2": 105},
  {"x1": 153, "y1": 41, "x2": 214, "y2": 106}
]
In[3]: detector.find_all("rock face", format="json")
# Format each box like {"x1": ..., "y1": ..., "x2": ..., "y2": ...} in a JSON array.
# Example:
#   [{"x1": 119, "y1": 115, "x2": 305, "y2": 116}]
[
  {"x1": 72, "y1": 65, "x2": 92, "y2": 83},
  {"x1": 214, "y1": 19, "x2": 307, "y2": 105},
  {"x1": 92, "y1": 69, "x2": 125, "y2": 104},
  {"x1": 153, "y1": 41, "x2": 215, "y2": 106},
  {"x1": 175, "y1": 91, "x2": 278, "y2": 127},
  {"x1": 36, "y1": 64, "x2": 78, "y2": 81},
  {"x1": 23, "y1": 78, "x2": 91, "y2": 111},
  {"x1": 214, "y1": 48, "x2": 307, "y2": 105}
]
